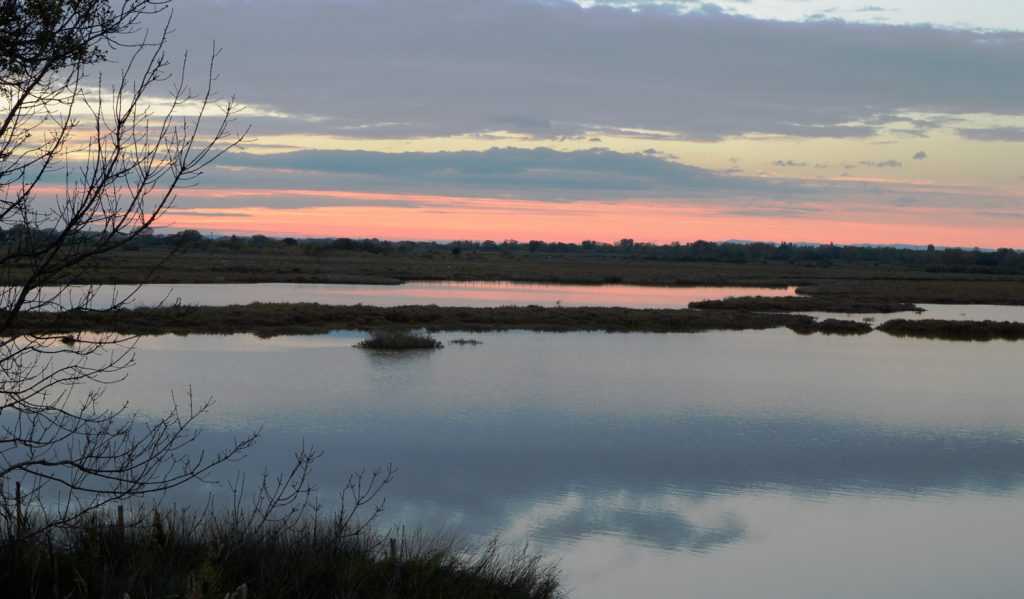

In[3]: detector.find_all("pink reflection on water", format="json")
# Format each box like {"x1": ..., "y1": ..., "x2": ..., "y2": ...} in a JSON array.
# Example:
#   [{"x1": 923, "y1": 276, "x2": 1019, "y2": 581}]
[
  {"x1": 89, "y1": 282, "x2": 795, "y2": 309},
  {"x1": 328, "y1": 281, "x2": 796, "y2": 309}
]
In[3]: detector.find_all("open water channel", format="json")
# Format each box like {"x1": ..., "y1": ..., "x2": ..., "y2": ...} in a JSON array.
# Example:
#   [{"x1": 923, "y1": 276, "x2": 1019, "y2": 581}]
[{"x1": 79, "y1": 282, "x2": 1024, "y2": 598}]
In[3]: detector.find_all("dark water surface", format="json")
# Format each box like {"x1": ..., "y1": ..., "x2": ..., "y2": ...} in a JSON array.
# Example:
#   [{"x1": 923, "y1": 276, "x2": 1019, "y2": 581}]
[{"x1": 103, "y1": 330, "x2": 1024, "y2": 598}]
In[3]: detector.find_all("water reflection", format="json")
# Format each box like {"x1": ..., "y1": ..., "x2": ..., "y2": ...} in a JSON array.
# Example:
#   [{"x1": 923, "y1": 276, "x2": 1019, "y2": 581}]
[
  {"x1": 801, "y1": 302, "x2": 1024, "y2": 324},
  {"x1": 21, "y1": 281, "x2": 796, "y2": 310},
  {"x1": 96, "y1": 330, "x2": 1024, "y2": 598},
  {"x1": 525, "y1": 493, "x2": 746, "y2": 552}
]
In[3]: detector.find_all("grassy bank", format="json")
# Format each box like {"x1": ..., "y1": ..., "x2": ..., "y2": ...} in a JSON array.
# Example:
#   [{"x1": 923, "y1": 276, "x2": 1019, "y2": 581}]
[
  {"x1": 10, "y1": 246, "x2": 1020, "y2": 287},
  {"x1": 8, "y1": 246, "x2": 1016, "y2": 313},
  {"x1": 9, "y1": 303, "x2": 869, "y2": 337},
  {"x1": 877, "y1": 319, "x2": 1024, "y2": 341},
  {"x1": 17, "y1": 303, "x2": 1024, "y2": 341},
  {"x1": 689, "y1": 296, "x2": 920, "y2": 313},
  {"x1": 0, "y1": 510, "x2": 560, "y2": 598}
]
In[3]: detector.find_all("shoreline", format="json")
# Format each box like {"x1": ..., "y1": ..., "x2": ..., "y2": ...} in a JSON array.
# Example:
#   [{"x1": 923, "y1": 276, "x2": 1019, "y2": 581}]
[{"x1": 11, "y1": 303, "x2": 1023, "y2": 341}]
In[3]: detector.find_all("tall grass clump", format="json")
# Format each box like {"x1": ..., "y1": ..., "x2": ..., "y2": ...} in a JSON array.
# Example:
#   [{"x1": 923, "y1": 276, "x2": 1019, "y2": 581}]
[
  {"x1": 0, "y1": 508, "x2": 561, "y2": 598},
  {"x1": 356, "y1": 329, "x2": 444, "y2": 350},
  {"x1": 0, "y1": 458, "x2": 560, "y2": 597}
]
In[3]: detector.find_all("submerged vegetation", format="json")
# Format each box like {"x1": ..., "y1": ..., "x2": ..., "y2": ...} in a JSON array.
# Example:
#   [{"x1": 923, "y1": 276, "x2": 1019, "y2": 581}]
[
  {"x1": 357, "y1": 329, "x2": 445, "y2": 350},
  {"x1": 450, "y1": 338, "x2": 484, "y2": 345}
]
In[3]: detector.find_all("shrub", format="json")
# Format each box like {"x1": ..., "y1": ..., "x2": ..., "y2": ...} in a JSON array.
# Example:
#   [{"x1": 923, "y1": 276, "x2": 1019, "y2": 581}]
[{"x1": 356, "y1": 330, "x2": 444, "y2": 350}]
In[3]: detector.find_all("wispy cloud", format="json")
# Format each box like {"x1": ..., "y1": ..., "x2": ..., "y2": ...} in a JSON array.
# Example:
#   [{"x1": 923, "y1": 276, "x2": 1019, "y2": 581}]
[
  {"x1": 859, "y1": 160, "x2": 903, "y2": 168},
  {"x1": 956, "y1": 127, "x2": 1024, "y2": 142}
]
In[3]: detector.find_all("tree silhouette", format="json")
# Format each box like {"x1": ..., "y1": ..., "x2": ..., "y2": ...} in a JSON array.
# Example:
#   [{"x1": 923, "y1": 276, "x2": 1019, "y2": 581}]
[{"x1": 0, "y1": 0, "x2": 253, "y2": 537}]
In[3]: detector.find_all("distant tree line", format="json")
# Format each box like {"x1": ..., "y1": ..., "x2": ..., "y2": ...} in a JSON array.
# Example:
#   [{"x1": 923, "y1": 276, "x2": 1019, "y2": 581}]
[{"x1": 3, "y1": 226, "x2": 1022, "y2": 273}]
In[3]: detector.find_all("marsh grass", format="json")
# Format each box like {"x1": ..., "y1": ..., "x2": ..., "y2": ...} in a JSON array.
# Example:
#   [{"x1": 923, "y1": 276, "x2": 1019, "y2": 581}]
[
  {"x1": 7, "y1": 303, "x2": 822, "y2": 337},
  {"x1": 786, "y1": 318, "x2": 873, "y2": 336},
  {"x1": 690, "y1": 296, "x2": 920, "y2": 313},
  {"x1": 356, "y1": 329, "x2": 444, "y2": 350},
  {"x1": 0, "y1": 508, "x2": 561, "y2": 598},
  {"x1": 878, "y1": 319, "x2": 1024, "y2": 341}
]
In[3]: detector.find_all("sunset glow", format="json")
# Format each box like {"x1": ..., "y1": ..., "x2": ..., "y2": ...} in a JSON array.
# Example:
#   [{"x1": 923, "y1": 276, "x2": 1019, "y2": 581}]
[
  {"x1": 132, "y1": 0, "x2": 1024, "y2": 248},
  {"x1": 165, "y1": 190, "x2": 1023, "y2": 248}
]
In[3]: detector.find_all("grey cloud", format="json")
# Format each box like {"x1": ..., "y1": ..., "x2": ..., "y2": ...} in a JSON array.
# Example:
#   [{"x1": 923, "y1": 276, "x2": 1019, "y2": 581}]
[
  {"x1": 720, "y1": 205, "x2": 821, "y2": 218},
  {"x1": 913, "y1": 151, "x2": 928, "y2": 160},
  {"x1": 974, "y1": 211, "x2": 1024, "y2": 220},
  {"x1": 956, "y1": 127, "x2": 1024, "y2": 142},
  {"x1": 180, "y1": 146, "x2": 1020, "y2": 215},
  {"x1": 158, "y1": 0, "x2": 1024, "y2": 141},
  {"x1": 858, "y1": 159, "x2": 903, "y2": 168},
  {"x1": 773, "y1": 160, "x2": 809, "y2": 167},
  {"x1": 890, "y1": 129, "x2": 928, "y2": 138},
  {"x1": 212, "y1": 147, "x2": 787, "y2": 197},
  {"x1": 162, "y1": 210, "x2": 253, "y2": 218}
]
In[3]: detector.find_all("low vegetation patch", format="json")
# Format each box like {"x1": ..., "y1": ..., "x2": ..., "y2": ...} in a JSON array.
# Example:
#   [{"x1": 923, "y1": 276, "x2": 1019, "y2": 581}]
[
  {"x1": 690, "y1": 295, "x2": 920, "y2": 313},
  {"x1": 357, "y1": 329, "x2": 444, "y2": 350},
  {"x1": 787, "y1": 318, "x2": 873, "y2": 336},
  {"x1": 877, "y1": 319, "x2": 1024, "y2": 341},
  {"x1": 4, "y1": 303, "x2": 891, "y2": 338},
  {"x1": 0, "y1": 509, "x2": 561, "y2": 598},
  {"x1": 6, "y1": 303, "x2": 835, "y2": 337}
]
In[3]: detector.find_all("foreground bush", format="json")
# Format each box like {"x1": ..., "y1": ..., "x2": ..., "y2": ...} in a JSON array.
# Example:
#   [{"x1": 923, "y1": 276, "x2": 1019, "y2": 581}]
[{"x1": 0, "y1": 509, "x2": 561, "y2": 598}]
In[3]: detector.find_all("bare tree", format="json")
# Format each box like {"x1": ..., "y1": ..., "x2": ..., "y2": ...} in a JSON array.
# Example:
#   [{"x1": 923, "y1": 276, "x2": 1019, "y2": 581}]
[{"x1": 0, "y1": 0, "x2": 253, "y2": 537}]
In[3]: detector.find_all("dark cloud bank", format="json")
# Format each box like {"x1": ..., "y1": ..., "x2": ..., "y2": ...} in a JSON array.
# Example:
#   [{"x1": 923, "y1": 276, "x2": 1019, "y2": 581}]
[
  {"x1": 161, "y1": 0, "x2": 1024, "y2": 141},
  {"x1": 211, "y1": 147, "x2": 807, "y2": 203}
]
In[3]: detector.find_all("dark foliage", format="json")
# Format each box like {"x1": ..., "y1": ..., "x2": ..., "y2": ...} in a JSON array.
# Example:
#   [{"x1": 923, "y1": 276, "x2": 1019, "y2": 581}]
[
  {"x1": 8, "y1": 302, "x2": 858, "y2": 337},
  {"x1": 878, "y1": 319, "x2": 1024, "y2": 341},
  {"x1": 0, "y1": 508, "x2": 561, "y2": 598},
  {"x1": 787, "y1": 318, "x2": 873, "y2": 336},
  {"x1": 61, "y1": 231, "x2": 1024, "y2": 272},
  {"x1": 356, "y1": 330, "x2": 444, "y2": 350},
  {"x1": 690, "y1": 296, "x2": 920, "y2": 313}
]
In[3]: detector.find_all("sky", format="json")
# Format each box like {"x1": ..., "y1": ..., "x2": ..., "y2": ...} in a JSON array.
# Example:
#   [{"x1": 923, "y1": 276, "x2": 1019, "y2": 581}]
[{"x1": 143, "y1": 0, "x2": 1024, "y2": 247}]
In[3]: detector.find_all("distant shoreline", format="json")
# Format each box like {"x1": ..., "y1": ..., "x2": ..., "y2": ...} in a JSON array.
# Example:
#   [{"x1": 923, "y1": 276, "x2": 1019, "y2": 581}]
[
  {"x1": 8, "y1": 242, "x2": 1023, "y2": 307},
  {"x1": 5, "y1": 240, "x2": 1023, "y2": 341}
]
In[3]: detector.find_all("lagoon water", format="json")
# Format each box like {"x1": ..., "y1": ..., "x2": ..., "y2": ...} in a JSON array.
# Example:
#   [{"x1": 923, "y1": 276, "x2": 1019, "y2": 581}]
[
  {"x1": 101, "y1": 329, "x2": 1024, "y2": 598},
  {"x1": 34, "y1": 281, "x2": 796, "y2": 310},
  {"x1": 29, "y1": 282, "x2": 1024, "y2": 324},
  {"x1": 800, "y1": 302, "x2": 1024, "y2": 324}
]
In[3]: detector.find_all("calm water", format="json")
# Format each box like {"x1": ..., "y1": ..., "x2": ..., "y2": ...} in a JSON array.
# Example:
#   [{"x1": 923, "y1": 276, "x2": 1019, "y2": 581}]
[
  {"x1": 802, "y1": 303, "x2": 1024, "y2": 324},
  {"x1": 98, "y1": 329, "x2": 1024, "y2": 598},
  {"x1": 31, "y1": 281, "x2": 795, "y2": 309}
]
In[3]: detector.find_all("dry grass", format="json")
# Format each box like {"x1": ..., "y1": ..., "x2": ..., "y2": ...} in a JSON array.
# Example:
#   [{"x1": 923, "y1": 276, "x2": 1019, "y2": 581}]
[{"x1": 0, "y1": 508, "x2": 561, "y2": 598}]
